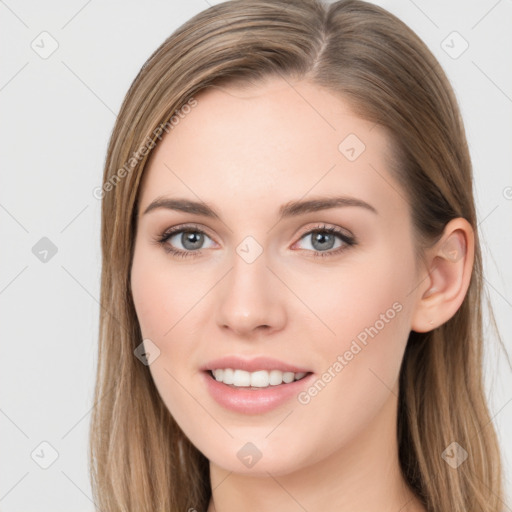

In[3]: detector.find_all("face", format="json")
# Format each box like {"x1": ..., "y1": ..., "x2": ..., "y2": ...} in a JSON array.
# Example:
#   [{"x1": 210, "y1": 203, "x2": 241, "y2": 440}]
[{"x1": 130, "y1": 77, "x2": 424, "y2": 475}]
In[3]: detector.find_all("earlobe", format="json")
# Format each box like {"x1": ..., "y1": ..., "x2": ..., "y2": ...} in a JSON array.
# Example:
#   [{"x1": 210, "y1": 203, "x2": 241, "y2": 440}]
[{"x1": 410, "y1": 218, "x2": 475, "y2": 333}]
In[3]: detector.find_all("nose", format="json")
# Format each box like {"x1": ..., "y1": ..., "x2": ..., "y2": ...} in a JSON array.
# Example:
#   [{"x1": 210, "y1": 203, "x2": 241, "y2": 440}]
[{"x1": 216, "y1": 250, "x2": 287, "y2": 338}]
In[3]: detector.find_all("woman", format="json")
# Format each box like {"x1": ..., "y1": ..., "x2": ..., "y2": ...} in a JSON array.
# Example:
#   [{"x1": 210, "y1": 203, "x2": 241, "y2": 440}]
[{"x1": 89, "y1": 0, "x2": 506, "y2": 510}]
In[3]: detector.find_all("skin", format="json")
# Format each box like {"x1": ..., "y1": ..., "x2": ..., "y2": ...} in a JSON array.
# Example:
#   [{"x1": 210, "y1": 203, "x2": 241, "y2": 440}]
[{"x1": 130, "y1": 77, "x2": 474, "y2": 512}]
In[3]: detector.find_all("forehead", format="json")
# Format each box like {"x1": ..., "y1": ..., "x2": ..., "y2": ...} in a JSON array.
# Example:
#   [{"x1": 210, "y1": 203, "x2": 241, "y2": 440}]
[{"x1": 138, "y1": 77, "x2": 404, "y2": 219}]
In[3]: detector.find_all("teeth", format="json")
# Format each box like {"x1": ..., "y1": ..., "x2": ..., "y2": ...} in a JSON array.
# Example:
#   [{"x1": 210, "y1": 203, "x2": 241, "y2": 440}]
[
  {"x1": 211, "y1": 369, "x2": 308, "y2": 388},
  {"x1": 222, "y1": 368, "x2": 234, "y2": 384}
]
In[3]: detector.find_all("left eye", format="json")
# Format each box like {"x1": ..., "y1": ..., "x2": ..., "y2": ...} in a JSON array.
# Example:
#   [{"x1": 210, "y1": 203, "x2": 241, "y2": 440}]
[{"x1": 294, "y1": 229, "x2": 347, "y2": 252}]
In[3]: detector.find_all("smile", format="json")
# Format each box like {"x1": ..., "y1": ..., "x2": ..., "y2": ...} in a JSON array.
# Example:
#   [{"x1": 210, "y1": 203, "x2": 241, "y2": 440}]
[{"x1": 210, "y1": 368, "x2": 308, "y2": 388}]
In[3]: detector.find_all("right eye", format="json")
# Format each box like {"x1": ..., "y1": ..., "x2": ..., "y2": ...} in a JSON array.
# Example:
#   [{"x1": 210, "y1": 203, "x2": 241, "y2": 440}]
[{"x1": 155, "y1": 224, "x2": 217, "y2": 258}]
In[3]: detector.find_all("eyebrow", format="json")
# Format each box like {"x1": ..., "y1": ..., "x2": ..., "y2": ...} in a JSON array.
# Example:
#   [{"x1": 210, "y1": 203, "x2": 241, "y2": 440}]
[{"x1": 142, "y1": 195, "x2": 378, "y2": 219}]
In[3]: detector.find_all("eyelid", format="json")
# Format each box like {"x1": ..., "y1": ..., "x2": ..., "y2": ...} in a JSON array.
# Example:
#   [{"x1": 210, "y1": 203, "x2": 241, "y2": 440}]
[
  {"x1": 294, "y1": 222, "x2": 354, "y2": 241},
  {"x1": 160, "y1": 222, "x2": 218, "y2": 243}
]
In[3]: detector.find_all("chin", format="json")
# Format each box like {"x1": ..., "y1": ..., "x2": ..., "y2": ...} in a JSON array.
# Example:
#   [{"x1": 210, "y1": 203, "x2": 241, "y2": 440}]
[{"x1": 200, "y1": 436, "x2": 314, "y2": 478}]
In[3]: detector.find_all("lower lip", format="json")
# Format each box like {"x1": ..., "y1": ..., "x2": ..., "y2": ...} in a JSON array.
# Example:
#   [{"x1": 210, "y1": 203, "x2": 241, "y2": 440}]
[{"x1": 202, "y1": 371, "x2": 314, "y2": 414}]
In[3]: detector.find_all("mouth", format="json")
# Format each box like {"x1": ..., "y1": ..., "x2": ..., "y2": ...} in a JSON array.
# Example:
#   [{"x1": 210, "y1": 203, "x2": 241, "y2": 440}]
[
  {"x1": 200, "y1": 355, "x2": 315, "y2": 413},
  {"x1": 202, "y1": 367, "x2": 315, "y2": 414},
  {"x1": 205, "y1": 368, "x2": 313, "y2": 389}
]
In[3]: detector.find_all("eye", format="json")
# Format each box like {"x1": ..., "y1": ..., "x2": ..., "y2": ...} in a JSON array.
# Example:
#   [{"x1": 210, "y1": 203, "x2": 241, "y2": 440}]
[
  {"x1": 293, "y1": 224, "x2": 356, "y2": 258},
  {"x1": 153, "y1": 224, "x2": 216, "y2": 258}
]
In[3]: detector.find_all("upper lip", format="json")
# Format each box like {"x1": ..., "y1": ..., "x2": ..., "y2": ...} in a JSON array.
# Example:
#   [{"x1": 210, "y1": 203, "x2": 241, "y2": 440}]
[{"x1": 201, "y1": 356, "x2": 312, "y2": 374}]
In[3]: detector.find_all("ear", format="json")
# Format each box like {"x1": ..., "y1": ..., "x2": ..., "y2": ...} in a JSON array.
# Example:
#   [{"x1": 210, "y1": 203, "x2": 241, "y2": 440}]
[{"x1": 410, "y1": 217, "x2": 475, "y2": 333}]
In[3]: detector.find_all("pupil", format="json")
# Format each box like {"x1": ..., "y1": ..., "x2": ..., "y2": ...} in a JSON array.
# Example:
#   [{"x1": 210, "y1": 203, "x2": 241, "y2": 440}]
[
  {"x1": 313, "y1": 231, "x2": 334, "y2": 250},
  {"x1": 182, "y1": 231, "x2": 203, "y2": 250}
]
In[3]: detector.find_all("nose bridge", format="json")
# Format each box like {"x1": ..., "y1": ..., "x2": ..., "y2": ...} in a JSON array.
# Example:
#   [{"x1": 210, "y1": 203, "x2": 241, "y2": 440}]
[{"x1": 216, "y1": 238, "x2": 286, "y2": 335}]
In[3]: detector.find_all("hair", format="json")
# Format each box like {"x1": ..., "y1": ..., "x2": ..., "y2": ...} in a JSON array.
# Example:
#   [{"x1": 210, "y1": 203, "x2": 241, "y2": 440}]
[{"x1": 89, "y1": 0, "x2": 508, "y2": 510}]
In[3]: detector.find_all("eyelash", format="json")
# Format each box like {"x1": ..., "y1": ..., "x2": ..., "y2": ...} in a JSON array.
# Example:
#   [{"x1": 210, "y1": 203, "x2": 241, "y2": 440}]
[{"x1": 152, "y1": 223, "x2": 357, "y2": 259}]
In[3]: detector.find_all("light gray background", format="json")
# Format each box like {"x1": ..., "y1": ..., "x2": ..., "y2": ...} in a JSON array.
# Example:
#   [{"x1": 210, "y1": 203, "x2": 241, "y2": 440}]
[{"x1": 1, "y1": 0, "x2": 511, "y2": 510}]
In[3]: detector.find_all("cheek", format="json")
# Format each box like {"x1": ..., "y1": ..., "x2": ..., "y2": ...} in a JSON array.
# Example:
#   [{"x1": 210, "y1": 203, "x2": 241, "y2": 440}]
[
  {"x1": 130, "y1": 248, "x2": 200, "y2": 419},
  {"x1": 131, "y1": 268, "x2": 169, "y2": 339},
  {"x1": 303, "y1": 243, "x2": 416, "y2": 404},
  {"x1": 285, "y1": 259, "x2": 415, "y2": 464},
  {"x1": 130, "y1": 246, "x2": 212, "y2": 382},
  {"x1": 130, "y1": 246, "x2": 195, "y2": 339},
  {"x1": 303, "y1": 244, "x2": 414, "y2": 348}
]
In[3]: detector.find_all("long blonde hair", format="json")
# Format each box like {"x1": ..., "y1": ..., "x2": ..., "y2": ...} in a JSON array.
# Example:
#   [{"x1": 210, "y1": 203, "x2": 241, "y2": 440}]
[{"x1": 89, "y1": 1, "x2": 506, "y2": 510}]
